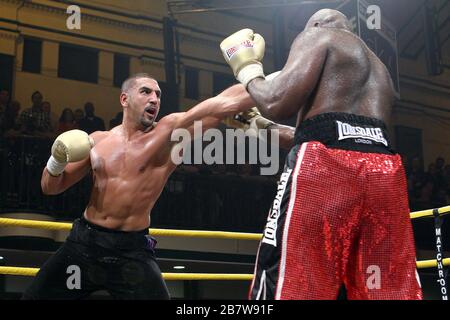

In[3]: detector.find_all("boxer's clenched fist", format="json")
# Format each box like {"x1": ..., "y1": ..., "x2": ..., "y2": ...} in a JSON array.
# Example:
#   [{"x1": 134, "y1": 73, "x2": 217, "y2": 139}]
[
  {"x1": 46, "y1": 129, "x2": 94, "y2": 176},
  {"x1": 220, "y1": 29, "x2": 266, "y2": 88}
]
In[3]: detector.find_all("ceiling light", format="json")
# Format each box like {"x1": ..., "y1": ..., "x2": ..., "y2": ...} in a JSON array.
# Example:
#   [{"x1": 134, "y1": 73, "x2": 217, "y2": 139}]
[{"x1": 173, "y1": 265, "x2": 185, "y2": 270}]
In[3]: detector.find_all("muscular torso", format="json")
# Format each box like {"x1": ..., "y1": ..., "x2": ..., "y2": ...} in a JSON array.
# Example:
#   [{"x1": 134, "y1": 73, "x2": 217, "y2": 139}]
[
  {"x1": 85, "y1": 124, "x2": 176, "y2": 231},
  {"x1": 298, "y1": 29, "x2": 395, "y2": 126}
]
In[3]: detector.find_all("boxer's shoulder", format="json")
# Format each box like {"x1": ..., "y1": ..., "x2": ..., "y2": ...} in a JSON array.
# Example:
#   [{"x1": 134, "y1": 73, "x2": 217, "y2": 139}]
[
  {"x1": 154, "y1": 112, "x2": 185, "y2": 132},
  {"x1": 90, "y1": 129, "x2": 112, "y2": 145},
  {"x1": 158, "y1": 112, "x2": 183, "y2": 125}
]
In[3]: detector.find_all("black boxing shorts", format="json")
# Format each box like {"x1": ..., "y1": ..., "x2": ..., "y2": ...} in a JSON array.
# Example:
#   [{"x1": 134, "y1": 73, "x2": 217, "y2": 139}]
[{"x1": 22, "y1": 216, "x2": 169, "y2": 300}]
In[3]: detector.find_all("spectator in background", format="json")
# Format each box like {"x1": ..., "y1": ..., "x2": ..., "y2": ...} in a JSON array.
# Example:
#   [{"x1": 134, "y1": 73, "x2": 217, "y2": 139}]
[
  {"x1": 42, "y1": 101, "x2": 51, "y2": 114},
  {"x1": 445, "y1": 164, "x2": 450, "y2": 178},
  {"x1": 436, "y1": 157, "x2": 445, "y2": 170},
  {"x1": 420, "y1": 163, "x2": 436, "y2": 205},
  {"x1": 432, "y1": 157, "x2": 448, "y2": 207},
  {"x1": 435, "y1": 157, "x2": 446, "y2": 186},
  {"x1": 401, "y1": 155, "x2": 410, "y2": 177},
  {"x1": 41, "y1": 101, "x2": 55, "y2": 133},
  {"x1": 57, "y1": 108, "x2": 78, "y2": 134},
  {"x1": 407, "y1": 157, "x2": 426, "y2": 210},
  {"x1": 109, "y1": 111, "x2": 123, "y2": 129},
  {"x1": 445, "y1": 164, "x2": 450, "y2": 199},
  {"x1": 78, "y1": 102, "x2": 105, "y2": 133},
  {"x1": 3, "y1": 100, "x2": 21, "y2": 134},
  {"x1": 74, "y1": 108, "x2": 84, "y2": 127},
  {"x1": 0, "y1": 89, "x2": 9, "y2": 111},
  {"x1": 0, "y1": 90, "x2": 9, "y2": 134},
  {"x1": 17, "y1": 91, "x2": 53, "y2": 135}
]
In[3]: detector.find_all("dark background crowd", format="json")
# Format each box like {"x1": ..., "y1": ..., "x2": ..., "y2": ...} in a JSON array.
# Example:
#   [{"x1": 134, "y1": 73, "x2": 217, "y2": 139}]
[
  {"x1": 0, "y1": 87, "x2": 276, "y2": 235},
  {"x1": 0, "y1": 89, "x2": 119, "y2": 137},
  {"x1": 0, "y1": 87, "x2": 449, "y2": 247},
  {"x1": 405, "y1": 156, "x2": 450, "y2": 211}
]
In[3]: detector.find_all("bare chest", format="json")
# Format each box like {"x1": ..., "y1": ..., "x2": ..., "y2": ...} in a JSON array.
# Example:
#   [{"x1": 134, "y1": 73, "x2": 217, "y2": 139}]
[{"x1": 90, "y1": 136, "x2": 169, "y2": 178}]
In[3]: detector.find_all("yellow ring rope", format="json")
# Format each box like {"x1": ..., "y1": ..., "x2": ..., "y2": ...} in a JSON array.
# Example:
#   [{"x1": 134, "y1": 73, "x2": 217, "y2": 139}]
[
  {"x1": 409, "y1": 205, "x2": 450, "y2": 219},
  {"x1": 0, "y1": 205, "x2": 449, "y2": 279},
  {"x1": 0, "y1": 218, "x2": 262, "y2": 240},
  {"x1": 416, "y1": 258, "x2": 450, "y2": 269},
  {"x1": 0, "y1": 266, "x2": 253, "y2": 280},
  {"x1": 1, "y1": 205, "x2": 448, "y2": 240},
  {"x1": 1, "y1": 259, "x2": 450, "y2": 279}
]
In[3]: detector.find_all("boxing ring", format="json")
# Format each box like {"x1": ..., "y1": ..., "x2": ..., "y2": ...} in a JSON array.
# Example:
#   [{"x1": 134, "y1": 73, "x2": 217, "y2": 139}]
[{"x1": 0, "y1": 206, "x2": 449, "y2": 293}]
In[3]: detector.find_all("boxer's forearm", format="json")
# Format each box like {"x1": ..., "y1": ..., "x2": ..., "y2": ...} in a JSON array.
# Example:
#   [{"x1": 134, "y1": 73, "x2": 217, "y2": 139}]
[
  {"x1": 41, "y1": 158, "x2": 91, "y2": 195},
  {"x1": 216, "y1": 84, "x2": 255, "y2": 116},
  {"x1": 178, "y1": 84, "x2": 254, "y2": 130},
  {"x1": 247, "y1": 77, "x2": 294, "y2": 122},
  {"x1": 267, "y1": 123, "x2": 295, "y2": 150},
  {"x1": 41, "y1": 168, "x2": 65, "y2": 195},
  {"x1": 171, "y1": 83, "x2": 258, "y2": 138}
]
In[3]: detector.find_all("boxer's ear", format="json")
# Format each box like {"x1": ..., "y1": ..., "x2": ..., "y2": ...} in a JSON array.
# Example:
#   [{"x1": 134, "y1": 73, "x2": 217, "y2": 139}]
[{"x1": 120, "y1": 92, "x2": 129, "y2": 108}]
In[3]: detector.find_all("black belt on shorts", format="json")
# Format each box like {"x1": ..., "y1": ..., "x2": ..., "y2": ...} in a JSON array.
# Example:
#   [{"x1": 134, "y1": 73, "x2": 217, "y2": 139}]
[
  {"x1": 68, "y1": 216, "x2": 156, "y2": 251},
  {"x1": 293, "y1": 112, "x2": 396, "y2": 155}
]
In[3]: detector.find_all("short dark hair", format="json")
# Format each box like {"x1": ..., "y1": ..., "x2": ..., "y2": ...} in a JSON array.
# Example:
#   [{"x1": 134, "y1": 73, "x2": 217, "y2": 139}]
[
  {"x1": 31, "y1": 91, "x2": 42, "y2": 100},
  {"x1": 59, "y1": 108, "x2": 74, "y2": 122},
  {"x1": 121, "y1": 73, "x2": 156, "y2": 93}
]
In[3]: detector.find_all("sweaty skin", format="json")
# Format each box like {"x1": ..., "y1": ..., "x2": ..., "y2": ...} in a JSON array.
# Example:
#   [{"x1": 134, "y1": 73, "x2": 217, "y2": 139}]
[
  {"x1": 248, "y1": 9, "x2": 395, "y2": 128},
  {"x1": 41, "y1": 78, "x2": 254, "y2": 231}
]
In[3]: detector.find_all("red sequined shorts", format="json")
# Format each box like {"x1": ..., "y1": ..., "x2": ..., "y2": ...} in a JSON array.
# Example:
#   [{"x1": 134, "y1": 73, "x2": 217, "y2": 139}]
[{"x1": 249, "y1": 113, "x2": 423, "y2": 300}]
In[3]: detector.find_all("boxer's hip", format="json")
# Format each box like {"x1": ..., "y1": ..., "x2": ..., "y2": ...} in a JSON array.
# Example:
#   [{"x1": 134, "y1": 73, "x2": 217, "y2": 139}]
[{"x1": 68, "y1": 216, "x2": 156, "y2": 252}]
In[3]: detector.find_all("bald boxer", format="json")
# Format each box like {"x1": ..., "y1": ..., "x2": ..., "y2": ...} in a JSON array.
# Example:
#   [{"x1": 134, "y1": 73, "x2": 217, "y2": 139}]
[
  {"x1": 23, "y1": 73, "x2": 254, "y2": 300},
  {"x1": 221, "y1": 9, "x2": 422, "y2": 300}
]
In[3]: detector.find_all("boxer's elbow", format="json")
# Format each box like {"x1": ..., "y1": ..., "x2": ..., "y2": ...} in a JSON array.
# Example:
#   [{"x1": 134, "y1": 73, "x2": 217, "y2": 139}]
[
  {"x1": 41, "y1": 170, "x2": 51, "y2": 195},
  {"x1": 260, "y1": 102, "x2": 285, "y2": 122},
  {"x1": 260, "y1": 93, "x2": 303, "y2": 121},
  {"x1": 252, "y1": 90, "x2": 285, "y2": 121},
  {"x1": 41, "y1": 182, "x2": 56, "y2": 195},
  {"x1": 43, "y1": 186, "x2": 65, "y2": 196},
  {"x1": 41, "y1": 181, "x2": 59, "y2": 195}
]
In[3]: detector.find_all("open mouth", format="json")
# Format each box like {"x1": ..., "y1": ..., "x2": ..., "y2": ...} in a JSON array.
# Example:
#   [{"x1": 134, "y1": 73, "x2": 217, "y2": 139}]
[{"x1": 145, "y1": 106, "x2": 157, "y2": 117}]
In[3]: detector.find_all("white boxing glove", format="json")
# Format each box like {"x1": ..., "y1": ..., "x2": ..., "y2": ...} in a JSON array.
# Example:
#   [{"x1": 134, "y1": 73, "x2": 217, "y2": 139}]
[
  {"x1": 46, "y1": 129, "x2": 94, "y2": 176},
  {"x1": 220, "y1": 29, "x2": 266, "y2": 88}
]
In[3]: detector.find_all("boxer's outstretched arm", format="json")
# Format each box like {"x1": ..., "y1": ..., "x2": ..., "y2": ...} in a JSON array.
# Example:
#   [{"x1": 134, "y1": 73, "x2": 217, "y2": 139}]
[
  {"x1": 172, "y1": 84, "x2": 254, "y2": 132},
  {"x1": 247, "y1": 29, "x2": 329, "y2": 121}
]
